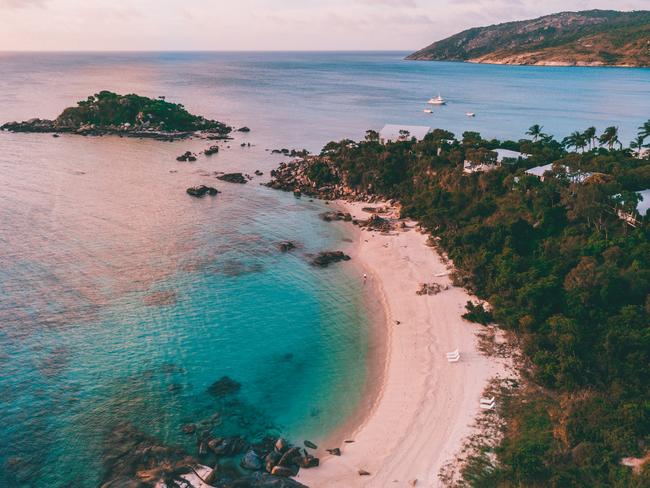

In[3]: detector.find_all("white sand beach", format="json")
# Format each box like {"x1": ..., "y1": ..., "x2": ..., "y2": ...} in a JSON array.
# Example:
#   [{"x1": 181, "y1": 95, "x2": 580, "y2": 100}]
[{"x1": 297, "y1": 202, "x2": 506, "y2": 488}]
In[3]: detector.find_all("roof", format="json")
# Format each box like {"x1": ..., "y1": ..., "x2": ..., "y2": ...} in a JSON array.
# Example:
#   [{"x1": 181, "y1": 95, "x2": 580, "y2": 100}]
[
  {"x1": 526, "y1": 163, "x2": 554, "y2": 178},
  {"x1": 496, "y1": 149, "x2": 527, "y2": 162},
  {"x1": 637, "y1": 189, "x2": 650, "y2": 216},
  {"x1": 379, "y1": 125, "x2": 431, "y2": 142}
]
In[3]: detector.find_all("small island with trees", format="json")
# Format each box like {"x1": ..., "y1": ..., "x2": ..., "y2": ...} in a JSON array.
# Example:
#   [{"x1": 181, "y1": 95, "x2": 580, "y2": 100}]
[{"x1": 1, "y1": 91, "x2": 231, "y2": 139}]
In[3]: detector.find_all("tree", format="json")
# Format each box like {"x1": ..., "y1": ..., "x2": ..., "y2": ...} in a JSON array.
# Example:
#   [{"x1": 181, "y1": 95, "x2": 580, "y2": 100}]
[
  {"x1": 630, "y1": 135, "x2": 647, "y2": 156},
  {"x1": 562, "y1": 131, "x2": 587, "y2": 152},
  {"x1": 599, "y1": 126, "x2": 622, "y2": 150},
  {"x1": 527, "y1": 124, "x2": 545, "y2": 142},
  {"x1": 638, "y1": 119, "x2": 650, "y2": 144},
  {"x1": 365, "y1": 129, "x2": 379, "y2": 143},
  {"x1": 583, "y1": 126, "x2": 597, "y2": 150}
]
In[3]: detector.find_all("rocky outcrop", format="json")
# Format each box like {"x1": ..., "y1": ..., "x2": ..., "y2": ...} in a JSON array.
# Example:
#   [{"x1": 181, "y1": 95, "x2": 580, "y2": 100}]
[
  {"x1": 204, "y1": 145, "x2": 220, "y2": 156},
  {"x1": 187, "y1": 185, "x2": 219, "y2": 197},
  {"x1": 320, "y1": 211, "x2": 352, "y2": 222},
  {"x1": 217, "y1": 173, "x2": 248, "y2": 184},
  {"x1": 311, "y1": 252, "x2": 351, "y2": 268},
  {"x1": 278, "y1": 241, "x2": 296, "y2": 252},
  {"x1": 177, "y1": 151, "x2": 197, "y2": 162}
]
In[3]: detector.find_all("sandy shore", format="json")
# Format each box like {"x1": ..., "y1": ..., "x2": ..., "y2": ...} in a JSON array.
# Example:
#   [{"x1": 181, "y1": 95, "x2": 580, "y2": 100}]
[{"x1": 296, "y1": 202, "x2": 506, "y2": 488}]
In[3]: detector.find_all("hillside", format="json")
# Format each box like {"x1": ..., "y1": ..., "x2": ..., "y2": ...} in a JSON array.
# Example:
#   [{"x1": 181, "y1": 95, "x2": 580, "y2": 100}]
[{"x1": 407, "y1": 10, "x2": 650, "y2": 67}]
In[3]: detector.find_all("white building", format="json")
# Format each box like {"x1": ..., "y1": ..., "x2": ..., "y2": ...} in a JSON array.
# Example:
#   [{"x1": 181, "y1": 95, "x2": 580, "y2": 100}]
[
  {"x1": 379, "y1": 125, "x2": 431, "y2": 144},
  {"x1": 495, "y1": 149, "x2": 528, "y2": 164},
  {"x1": 618, "y1": 189, "x2": 650, "y2": 226},
  {"x1": 525, "y1": 163, "x2": 592, "y2": 183}
]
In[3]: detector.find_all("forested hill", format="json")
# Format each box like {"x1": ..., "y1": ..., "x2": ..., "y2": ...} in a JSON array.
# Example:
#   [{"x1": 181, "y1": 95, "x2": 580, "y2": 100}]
[
  {"x1": 268, "y1": 122, "x2": 650, "y2": 486},
  {"x1": 407, "y1": 10, "x2": 650, "y2": 67}
]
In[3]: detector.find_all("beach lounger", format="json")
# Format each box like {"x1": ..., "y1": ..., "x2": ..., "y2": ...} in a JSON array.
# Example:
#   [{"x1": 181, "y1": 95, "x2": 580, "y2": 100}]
[
  {"x1": 480, "y1": 397, "x2": 495, "y2": 405},
  {"x1": 446, "y1": 351, "x2": 460, "y2": 362},
  {"x1": 446, "y1": 349, "x2": 459, "y2": 357}
]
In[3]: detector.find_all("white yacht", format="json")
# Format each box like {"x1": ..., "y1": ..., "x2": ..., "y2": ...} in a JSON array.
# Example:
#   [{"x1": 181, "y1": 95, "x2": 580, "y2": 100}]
[
  {"x1": 423, "y1": 108, "x2": 433, "y2": 114},
  {"x1": 466, "y1": 112, "x2": 476, "y2": 117},
  {"x1": 427, "y1": 94, "x2": 446, "y2": 105}
]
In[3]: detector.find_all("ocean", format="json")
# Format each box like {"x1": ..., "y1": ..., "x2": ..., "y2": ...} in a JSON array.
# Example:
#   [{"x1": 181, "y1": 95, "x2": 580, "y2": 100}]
[{"x1": 0, "y1": 51, "x2": 649, "y2": 487}]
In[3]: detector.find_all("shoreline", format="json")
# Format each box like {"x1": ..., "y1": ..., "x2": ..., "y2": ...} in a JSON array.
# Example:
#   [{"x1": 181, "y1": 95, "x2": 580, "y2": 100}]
[{"x1": 297, "y1": 202, "x2": 507, "y2": 487}]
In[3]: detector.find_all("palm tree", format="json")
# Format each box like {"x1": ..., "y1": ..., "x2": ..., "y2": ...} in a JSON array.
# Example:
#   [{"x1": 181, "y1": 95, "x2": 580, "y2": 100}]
[
  {"x1": 599, "y1": 126, "x2": 622, "y2": 150},
  {"x1": 562, "y1": 131, "x2": 586, "y2": 152},
  {"x1": 526, "y1": 124, "x2": 545, "y2": 142},
  {"x1": 630, "y1": 135, "x2": 647, "y2": 155},
  {"x1": 638, "y1": 119, "x2": 650, "y2": 144},
  {"x1": 583, "y1": 126, "x2": 597, "y2": 150}
]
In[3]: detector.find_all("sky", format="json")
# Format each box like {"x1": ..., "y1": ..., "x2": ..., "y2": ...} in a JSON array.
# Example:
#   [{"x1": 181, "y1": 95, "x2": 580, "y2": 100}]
[{"x1": 0, "y1": 0, "x2": 648, "y2": 51}]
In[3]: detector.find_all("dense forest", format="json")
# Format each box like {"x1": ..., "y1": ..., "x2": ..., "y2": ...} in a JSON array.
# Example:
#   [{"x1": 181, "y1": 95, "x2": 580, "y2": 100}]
[{"x1": 294, "y1": 122, "x2": 650, "y2": 486}]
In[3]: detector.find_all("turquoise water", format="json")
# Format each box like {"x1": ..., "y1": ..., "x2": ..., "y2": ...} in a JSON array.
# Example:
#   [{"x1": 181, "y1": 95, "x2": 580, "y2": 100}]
[{"x1": 1, "y1": 52, "x2": 649, "y2": 487}]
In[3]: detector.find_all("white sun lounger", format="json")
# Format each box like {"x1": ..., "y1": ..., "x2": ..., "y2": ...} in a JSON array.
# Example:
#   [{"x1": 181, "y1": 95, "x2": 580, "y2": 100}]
[
  {"x1": 446, "y1": 351, "x2": 460, "y2": 362},
  {"x1": 446, "y1": 349, "x2": 459, "y2": 357},
  {"x1": 480, "y1": 397, "x2": 495, "y2": 405}
]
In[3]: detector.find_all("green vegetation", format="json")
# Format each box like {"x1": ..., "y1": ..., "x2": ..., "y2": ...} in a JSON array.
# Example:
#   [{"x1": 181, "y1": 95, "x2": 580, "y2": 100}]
[
  {"x1": 304, "y1": 122, "x2": 650, "y2": 486},
  {"x1": 53, "y1": 91, "x2": 230, "y2": 133},
  {"x1": 407, "y1": 10, "x2": 650, "y2": 67}
]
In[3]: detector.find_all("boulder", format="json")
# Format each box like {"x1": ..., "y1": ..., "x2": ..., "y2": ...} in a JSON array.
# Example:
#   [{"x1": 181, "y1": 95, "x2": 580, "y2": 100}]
[
  {"x1": 274, "y1": 438, "x2": 288, "y2": 454},
  {"x1": 265, "y1": 450, "x2": 282, "y2": 472},
  {"x1": 237, "y1": 127, "x2": 251, "y2": 132},
  {"x1": 241, "y1": 449, "x2": 264, "y2": 471},
  {"x1": 217, "y1": 172, "x2": 248, "y2": 184},
  {"x1": 187, "y1": 185, "x2": 219, "y2": 197},
  {"x1": 358, "y1": 469, "x2": 371, "y2": 476},
  {"x1": 232, "y1": 472, "x2": 308, "y2": 487},
  {"x1": 205, "y1": 145, "x2": 220, "y2": 156},
  {"x1": 181, "y1": 424, "x2": 196, "y2": 435},
  {"x1": 326, "y1": 448, "x2": 341, "y2": 456},
  {"x1": 177, "y1": 151, "x2": 197, "y2": 162},
  {"x1": 303, "y1": 440, "x2": 317, "y2": 449},
  {"x1": 271, "y1": 466, "x2": 295, "y2": 478},
  {"x1": 255, "y1": 170, "x2": 263, "y2": 176},
  {"x1": 208, "y1": 436, "x2": 247, "y2": 456}
]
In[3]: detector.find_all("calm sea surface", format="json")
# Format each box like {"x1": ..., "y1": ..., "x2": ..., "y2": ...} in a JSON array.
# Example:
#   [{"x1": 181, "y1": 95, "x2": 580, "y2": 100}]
[{"x1": 0, "y1": 52, "x2": 649, "y2": 487}]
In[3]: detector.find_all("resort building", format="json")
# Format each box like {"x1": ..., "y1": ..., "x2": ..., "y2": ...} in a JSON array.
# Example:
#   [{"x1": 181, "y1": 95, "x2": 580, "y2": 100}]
[
  {"x1": 379, "y1": 124, "x2": 431, "y2": 144},
  {"x1": 525, "y1": 163, "x2": 593, "y2": 183},
  {"x1": 464, "y1": 148, "x2": 528, "y2": 174},
  {"x1": 617, "y1": 189, "x2": 650, "y2": 227}
]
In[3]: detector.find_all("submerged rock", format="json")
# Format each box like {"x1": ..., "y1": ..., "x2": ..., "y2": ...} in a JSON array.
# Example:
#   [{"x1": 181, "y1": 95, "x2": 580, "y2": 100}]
[
  {"x1": 207, "y1": 376, "x2": 241, "y2": 397},
  {"x1": 303, "y1": 440, "x2": 317, "y2": 449},
  {"x1": 177, "y1": 151, "x2": 197, "y2": 162},
  {"x1": 204, "y1": 145, "x2": 220, "y2": 156},
  {"x1": 208, "y1": 436, "x2": 247, "y2": 456},
  {"x1": 278, "y1": 241, "x2": 296, "y2": 253},
  {"x1": 187, "y1": 185, "x2": 220, "y2": 197},
  {"x1": 232, "y1": 472, "x2": 308, "y2": 487},
  {"x1": 241, "y1": 449, "x2": 264, "y2": 471},
  {"x1": 326, "y1": 448, "x2": 341, "y2": 456},
  {"x1": 217, "y1": 172, "x2": 248, "y2": 184},
  {"x1": 311, "y1": 252, "x2": 351, "y2": 268}
]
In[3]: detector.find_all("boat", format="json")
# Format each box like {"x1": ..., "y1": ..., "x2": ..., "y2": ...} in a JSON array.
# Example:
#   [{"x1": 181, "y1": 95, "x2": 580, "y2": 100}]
[
  {"x1": 427, "y1": 94, "x2": 446, "y2": 105},
  {"x1": 423, "y1": 108, "x2": 433, "y2": 114},
  {"x1": 466, "y1": 112, "x2": 476, "y2": 117}
]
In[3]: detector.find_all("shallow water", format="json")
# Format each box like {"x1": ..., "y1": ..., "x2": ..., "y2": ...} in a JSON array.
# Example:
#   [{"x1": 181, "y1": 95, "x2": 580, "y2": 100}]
[{"x1": 1, "y1": 51, "x2": 649, "y2": 487}]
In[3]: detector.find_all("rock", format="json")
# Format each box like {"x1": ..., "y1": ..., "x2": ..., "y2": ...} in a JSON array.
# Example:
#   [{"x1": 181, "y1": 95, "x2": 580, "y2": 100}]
[
  {"x1": 319, "y1": 211, "x2": 352, "y2": 222},
  {"x1": 52, "y1": 133, "x2": 60, "y2": 138},
  {"x1": 208, "y1": 436, "x2": 247, "y2": 456},
  {"x1": 265, "y1": 450, "x2": 282, "y2": 472},
  {"x1": 326, "y1": 448, "x2": 341, "y2": 456},
  {"x1": 207, "y1": 376, "x2": 241, "y2": 396},
  {"x1": 409, "y1": 479, "x2": 418, "y2": 486},
  {"x1": 241, "y1": 449, "x2": 264, "y2": 471},
  {"x1": 293, "y1": 190, "x2": 301, "y2": 198},
  {"x1": 311, "y1": 252, "x2": 351, "y2": 268},
  {"x1": 344, "y1": 440, "x2": 355, "y2": 443},
  {"x1": 271, "y1": 466, "x2": 295, "y2": 478},
  {"x1": 255, "y1": 170, "x2": 263, "y2": 176},
  {"x1": 358, "y1": 469, "x2": 371, "y2": 476},
  {"x1": 304, "y1": 440, "x2": 318, "y2": 449},
  {"x1": 205, "y1": 145, "x2": 220, "y2": 156},
  {"x1": 298, "y1": 452, "x2": 319, "y2": 469},
  {"x1": 177, "y1": 151, "x2": 197, "y2": 162},
  {"x1": 416, "y1": 283, "x2": 447, "y2": 296},
  {"x1": 277, "y1": 447, "x2": 301, "y2": 467},
  {"x1": 217, "y1": 172, "x2": 248, "y2": 184},
  {"x1": 186, "y1": 185, "x2": 219, "y2": 197},
  {"x1": 274, "y1": 438, "x2": 288, "y2": 454},
  {"x1": 361, "y1": 214, "x2": 392, "y2": 231},
  {"x1": 237, "y1": 127, "x2": 251, "y2": 132},
  {"x1": 181, "y1": 424, "x2": 196, "y2": 434},
  {"x1": 278, "y1": 241, "x2": 296, "y2": 253}
]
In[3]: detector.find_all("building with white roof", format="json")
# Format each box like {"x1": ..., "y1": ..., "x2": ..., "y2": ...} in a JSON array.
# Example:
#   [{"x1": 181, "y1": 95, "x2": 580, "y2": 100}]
[
  {"x1": 379, "y1": 125, "x2": 432, "y2": 144},
  {"x1": 617, "y1": 189, "x2": 650, "y2": 227}
]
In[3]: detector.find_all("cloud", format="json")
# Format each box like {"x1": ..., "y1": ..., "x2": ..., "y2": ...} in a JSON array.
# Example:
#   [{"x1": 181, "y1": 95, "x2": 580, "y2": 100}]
[{"x1": 0, "y1": 0, "x2": 47, "y2": 8}]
